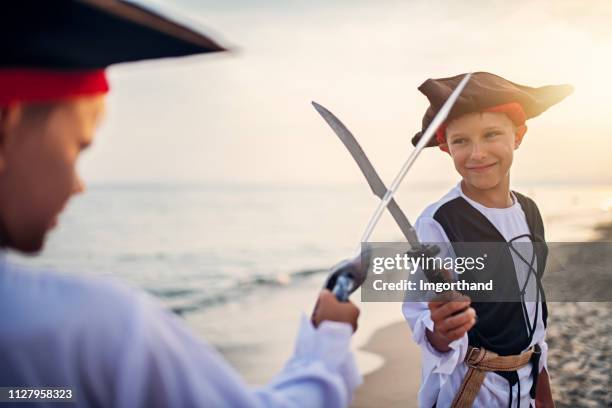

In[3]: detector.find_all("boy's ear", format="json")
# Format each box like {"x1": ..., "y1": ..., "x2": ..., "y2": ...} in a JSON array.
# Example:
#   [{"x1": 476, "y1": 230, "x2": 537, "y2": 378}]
[
  {"x1": 0, "y1": 104, "x2": 25, "y2": 173},
  {"x1": 438, "y1": 143, "x2": 450, "y2": 154},
  {"x1": 514, "y1": 124, "x2": 527, "y2": 149}
]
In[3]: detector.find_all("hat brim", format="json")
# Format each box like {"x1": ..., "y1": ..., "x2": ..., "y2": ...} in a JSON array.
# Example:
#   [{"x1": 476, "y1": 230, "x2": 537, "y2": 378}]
[{"x1": 1, "y1": 0, "x2": 226, "y2": 70}]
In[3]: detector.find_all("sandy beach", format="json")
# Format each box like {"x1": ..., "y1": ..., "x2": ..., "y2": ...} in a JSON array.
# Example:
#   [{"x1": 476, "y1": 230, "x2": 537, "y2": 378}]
[
  {"x1": 352, "y1": 321, "x2": 421, "y2": 408},
  {"x1": 352, "y1": 220, "x2": 612, "y2": 407}
]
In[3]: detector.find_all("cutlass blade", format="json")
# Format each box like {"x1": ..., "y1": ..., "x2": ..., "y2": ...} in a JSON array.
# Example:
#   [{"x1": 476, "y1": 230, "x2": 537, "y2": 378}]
[{"x1": 312, "y1": 101, "x2": 420, "y2": 247}]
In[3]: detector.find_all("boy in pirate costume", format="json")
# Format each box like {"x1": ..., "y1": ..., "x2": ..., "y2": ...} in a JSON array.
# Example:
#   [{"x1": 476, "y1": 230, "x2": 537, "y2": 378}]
[
  {"x1": 403, "y1": 72, "x2": 573, "y2": 407},
  {"x1": 0, "y1": 1, "x2": 361, "y2": 407}
]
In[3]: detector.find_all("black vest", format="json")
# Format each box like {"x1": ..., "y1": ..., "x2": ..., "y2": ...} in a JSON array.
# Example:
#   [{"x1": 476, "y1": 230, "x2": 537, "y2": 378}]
[{"x1": 433, "y1": 192, "x2": 548, "y2": 394}]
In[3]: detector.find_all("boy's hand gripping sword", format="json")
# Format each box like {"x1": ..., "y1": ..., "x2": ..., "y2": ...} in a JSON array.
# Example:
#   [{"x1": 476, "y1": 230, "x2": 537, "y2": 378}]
[{"x1": 316, "y1": 73, "x2": 472, "y2": 301}]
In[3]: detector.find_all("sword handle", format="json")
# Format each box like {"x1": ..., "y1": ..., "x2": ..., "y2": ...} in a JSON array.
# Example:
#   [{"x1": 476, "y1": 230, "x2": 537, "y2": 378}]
[
  {"x1": 323, "y1": 252, "x2": 368, "y2": 302},
  {"x1": 330, "y1": 273, "x2": 354, "y2": 302}
]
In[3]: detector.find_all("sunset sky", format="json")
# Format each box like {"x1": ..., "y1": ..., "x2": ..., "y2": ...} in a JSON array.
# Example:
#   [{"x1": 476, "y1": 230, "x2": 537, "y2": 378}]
[{"x1": 81, "y1": 0, "x2": 612, "y2": 186}]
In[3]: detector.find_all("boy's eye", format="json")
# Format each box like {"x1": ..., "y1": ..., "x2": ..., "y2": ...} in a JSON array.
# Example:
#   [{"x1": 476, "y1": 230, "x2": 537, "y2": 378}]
[
  {"x1": 485, "y1": 131, "x2": 500, "y2": 138},
  {"x1": 451, "y1": 138, "x2": 466, "y2": 145}
]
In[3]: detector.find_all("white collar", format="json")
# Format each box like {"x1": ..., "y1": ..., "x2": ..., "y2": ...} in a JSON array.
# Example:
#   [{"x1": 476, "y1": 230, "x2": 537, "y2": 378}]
[{"x1": 455, "y1": 182, "x2": 520, "y2": 213}]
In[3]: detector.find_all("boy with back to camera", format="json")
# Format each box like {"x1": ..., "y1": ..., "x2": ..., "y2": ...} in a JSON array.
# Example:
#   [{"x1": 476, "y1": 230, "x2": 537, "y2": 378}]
[{"x1": 0, "y1": 2, "x2": 361, "y2": 407}]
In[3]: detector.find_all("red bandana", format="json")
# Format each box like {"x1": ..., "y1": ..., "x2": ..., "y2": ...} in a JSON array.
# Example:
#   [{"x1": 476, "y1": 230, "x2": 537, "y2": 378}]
[{"x1": 0, "y1": 69, "x2": 109, "y2": 106}]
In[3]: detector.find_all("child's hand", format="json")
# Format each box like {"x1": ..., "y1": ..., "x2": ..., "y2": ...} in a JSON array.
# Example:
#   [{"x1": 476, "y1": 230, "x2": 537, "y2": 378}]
[
  {"x1": 426, "y1": 291, "x2": 476, "y2": 352},
  {"x1": 311, "y1": 289, "x2": 360, "y2": 332}
]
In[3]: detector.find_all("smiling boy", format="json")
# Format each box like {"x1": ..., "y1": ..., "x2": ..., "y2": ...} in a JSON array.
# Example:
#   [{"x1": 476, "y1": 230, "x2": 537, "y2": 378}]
[{"x1": 403, "y1": 72, "x2": 573, "y2": 407}]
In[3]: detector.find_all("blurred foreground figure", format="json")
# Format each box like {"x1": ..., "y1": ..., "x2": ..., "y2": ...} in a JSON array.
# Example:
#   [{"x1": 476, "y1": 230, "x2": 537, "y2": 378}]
[{"x1": 0, "y1": 1, "x2": 361, "y2": 407}]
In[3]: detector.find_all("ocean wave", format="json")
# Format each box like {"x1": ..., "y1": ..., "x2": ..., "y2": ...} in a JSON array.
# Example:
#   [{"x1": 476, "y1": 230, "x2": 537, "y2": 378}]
[{"x1": 148, "y1": 267, "x2": 328, "y2": 315}]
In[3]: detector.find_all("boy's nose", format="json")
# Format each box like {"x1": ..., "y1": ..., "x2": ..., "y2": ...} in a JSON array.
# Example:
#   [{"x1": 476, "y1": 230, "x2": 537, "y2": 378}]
[{"x1": 469, "y1": 142, "x2": 487, "y2": 161}]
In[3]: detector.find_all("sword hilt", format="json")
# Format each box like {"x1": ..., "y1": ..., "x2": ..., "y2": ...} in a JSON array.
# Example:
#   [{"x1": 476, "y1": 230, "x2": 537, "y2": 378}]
[{"x1": 324, "y1": 248, "x2": 370, "y2": 302}]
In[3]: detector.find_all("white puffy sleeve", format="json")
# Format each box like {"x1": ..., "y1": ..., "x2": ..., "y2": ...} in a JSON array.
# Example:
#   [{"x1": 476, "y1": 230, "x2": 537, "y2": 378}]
[
  {"x1": 0, "y1": 263, "x2": 361, "y2": 408},
  {"x1": 91, "y1": 287, "x2": 362, "y2": 408}
]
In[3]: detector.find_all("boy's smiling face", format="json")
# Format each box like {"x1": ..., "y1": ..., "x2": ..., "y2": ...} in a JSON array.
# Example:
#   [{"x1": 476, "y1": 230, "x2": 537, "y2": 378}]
[{"x1": 442, "y1": 111, "x2": 524, "y2": 192}]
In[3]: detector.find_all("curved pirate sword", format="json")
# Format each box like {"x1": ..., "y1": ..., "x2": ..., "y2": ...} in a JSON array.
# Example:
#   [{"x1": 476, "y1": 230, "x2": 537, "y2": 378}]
[{"x1": 315, "y1": 73, "x2": 472, "y2": 301}]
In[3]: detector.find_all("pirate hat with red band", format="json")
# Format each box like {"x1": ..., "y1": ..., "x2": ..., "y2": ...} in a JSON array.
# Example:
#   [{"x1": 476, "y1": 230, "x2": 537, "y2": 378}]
[
  {"x1": 411, "y1": 72, "x2": 574, "y2": 148},
  {"x1": 0, "y1": 0, "x2": 226, "y2": 106}
]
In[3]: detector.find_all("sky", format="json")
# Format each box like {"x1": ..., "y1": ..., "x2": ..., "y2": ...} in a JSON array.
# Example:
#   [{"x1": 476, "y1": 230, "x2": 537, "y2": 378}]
[{"x1": 81, "y1": 0, "x2": 612, "y2": 186}]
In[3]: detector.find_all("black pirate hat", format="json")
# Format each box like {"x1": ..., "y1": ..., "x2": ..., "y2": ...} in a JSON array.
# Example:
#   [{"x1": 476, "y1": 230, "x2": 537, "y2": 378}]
[{"x1": 412, "y1": 72, "x2": 574, "y2": 147}]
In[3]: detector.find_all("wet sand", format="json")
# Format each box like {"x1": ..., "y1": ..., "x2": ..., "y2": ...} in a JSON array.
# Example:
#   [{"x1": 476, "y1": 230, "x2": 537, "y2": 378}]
[{"x1": 351, "y1": 321, "x2": 420, "y2": 408}]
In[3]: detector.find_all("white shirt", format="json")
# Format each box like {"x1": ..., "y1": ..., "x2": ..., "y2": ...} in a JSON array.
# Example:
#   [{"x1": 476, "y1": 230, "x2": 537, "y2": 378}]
[
  {"x1": 402, "y1": 183, "x2": 548, "y2": 408},
  {"x1": 0, "y1": 253, "x2": 362, "y2": 408}
]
